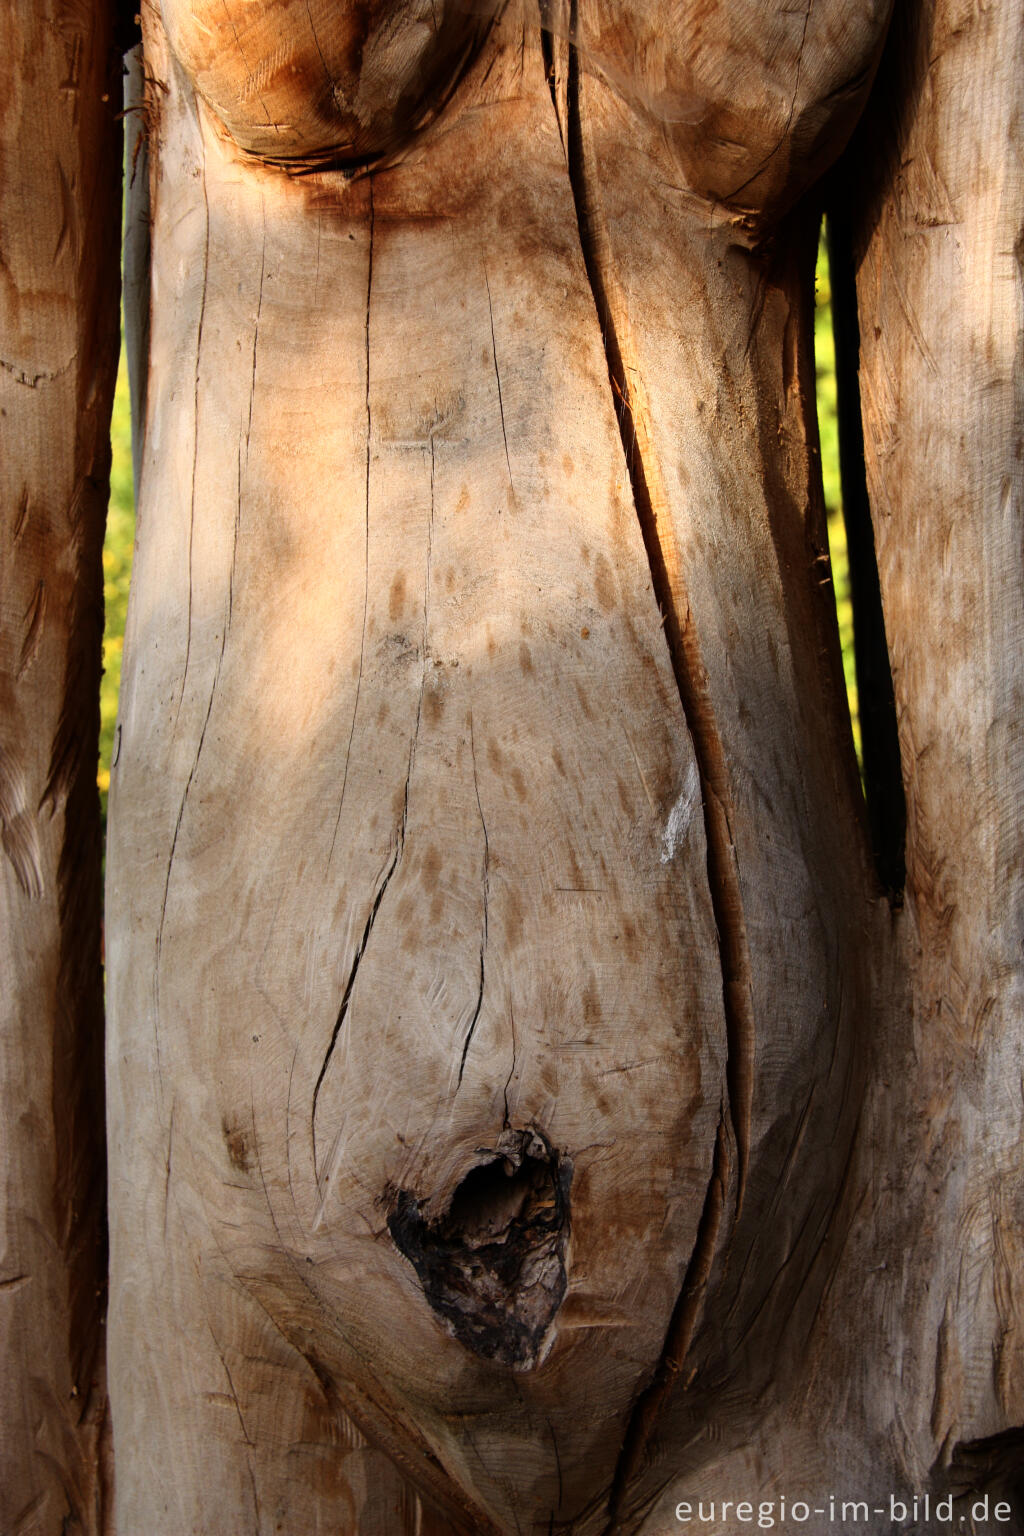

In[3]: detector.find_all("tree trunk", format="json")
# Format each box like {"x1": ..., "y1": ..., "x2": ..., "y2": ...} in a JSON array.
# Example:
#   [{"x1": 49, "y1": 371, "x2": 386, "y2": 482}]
[
  {"x1": 807, "y1": 0, "x2": 1024, "y2": 1500},
  {"x1": 0, "y1": 4, "x2": 121, "y2": 1532},
  {"x1": 4, "y1": 0, "x2": 1021, "y2": 1530}
]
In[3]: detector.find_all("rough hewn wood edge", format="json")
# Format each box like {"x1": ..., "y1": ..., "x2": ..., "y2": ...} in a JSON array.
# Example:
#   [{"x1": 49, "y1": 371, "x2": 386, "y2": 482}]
[
  {"x1": 0, "y1": 2, "x2": 122, "y2": 1529},
  {"x1": 813, "y1": 0, "x2": 1024, "y2": 1490}
]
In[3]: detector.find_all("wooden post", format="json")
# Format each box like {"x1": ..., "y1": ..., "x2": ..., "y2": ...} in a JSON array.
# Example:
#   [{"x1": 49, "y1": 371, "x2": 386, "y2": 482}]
[
  {"x1": 4, "y1": 0, "x2": 1019, "y2": 1529},
  {"x1": 0, "y1": 3, "x2": 121, "y2": 1531}
]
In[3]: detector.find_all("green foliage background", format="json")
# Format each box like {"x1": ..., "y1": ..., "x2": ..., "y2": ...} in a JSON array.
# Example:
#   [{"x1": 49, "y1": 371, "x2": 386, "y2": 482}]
[
  {"x1": 100, "y1": 346, "x2": 134, "y2": 820},
  {"x1": 814, "y1": 239, "x2": 860, "y2": 760},
  {"x1": 97, "y1": 238, "x2": 859, "y2": 812}
]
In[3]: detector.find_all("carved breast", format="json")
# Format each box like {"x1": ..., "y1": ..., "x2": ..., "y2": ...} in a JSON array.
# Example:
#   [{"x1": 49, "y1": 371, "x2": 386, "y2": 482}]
[
  {"x1": 159, "y1": 0, "x2": 491, "y2": 167},
  {"x1": 162, "y1": 0, "x2": 890, "y2": 217},
  {"x1": 576, "y1": 0, "x2": 892, "y2": 218}
]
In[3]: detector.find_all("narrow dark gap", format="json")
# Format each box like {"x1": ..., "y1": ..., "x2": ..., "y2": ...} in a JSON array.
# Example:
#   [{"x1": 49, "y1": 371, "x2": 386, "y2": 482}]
[
  {"x1": 102, "y1": 50, "x2": 142, "y2": 850},
  {"x1": 115, "y1": 1, "x2": 141, "y2": 54},
  {"x1": 825, "y1": 211, "x2": 906, "y2": 901}
]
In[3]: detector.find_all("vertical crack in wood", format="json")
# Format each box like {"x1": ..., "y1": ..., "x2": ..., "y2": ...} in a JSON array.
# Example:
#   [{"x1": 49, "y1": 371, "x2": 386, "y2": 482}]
[
  {"x1": 561, "y1": 15, "x2": 755, "y2": 1517},
  {"x1": 502, "y1": 1003, "x2": 517, "y2": 1128},
  {"x1": 538, "y1": 4, "x2": 565, "y2": 155},
  {"x1": 244, "y1": 204, "x2": 266, "y2": 460},
  {"x1": 154, "y1": 573, "x2": 232, "y2": 1078},
  {"x1": 604, "y1": 1112, "x2": 730, "y2": 1533},
  {"x1": 312, "y1": 771, "x2": 409, "y2": 1190},
  {"x1": 484, "y1": 270, "x2": 515, "y2": 498},
  {"x1": 457, "y1": 713, "x2": 490, "y2": 1090}
]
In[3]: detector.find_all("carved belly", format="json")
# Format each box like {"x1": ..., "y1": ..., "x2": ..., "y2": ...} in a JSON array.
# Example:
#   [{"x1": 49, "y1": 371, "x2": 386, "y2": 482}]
[{"x1": 109, "y1": 25, "x2": 726, "y2": 1523}]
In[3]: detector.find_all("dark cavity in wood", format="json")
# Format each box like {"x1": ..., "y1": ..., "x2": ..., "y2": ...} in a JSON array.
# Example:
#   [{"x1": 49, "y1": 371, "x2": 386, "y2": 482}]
[
  {"x1": 387, "y1": 1130, "x2": 572, "y2": 1370},
  {"x1": 949, "y1": 1424, "x2": 1024, "y2": 1514}
]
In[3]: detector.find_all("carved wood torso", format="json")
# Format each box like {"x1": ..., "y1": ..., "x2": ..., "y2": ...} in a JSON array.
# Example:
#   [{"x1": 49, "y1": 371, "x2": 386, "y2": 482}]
[
  {"x1": 82, "y1": 0, "x2": 1024, "y2": 1533},
  {"x1": 105, "y1": 1, "x2": 891, "y2": 1530}
]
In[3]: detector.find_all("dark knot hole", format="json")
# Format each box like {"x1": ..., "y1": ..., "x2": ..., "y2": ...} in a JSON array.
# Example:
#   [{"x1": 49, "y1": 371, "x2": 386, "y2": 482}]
[{"x1": 387, "y1": 1130, "x2": 572, "y2": 1369}]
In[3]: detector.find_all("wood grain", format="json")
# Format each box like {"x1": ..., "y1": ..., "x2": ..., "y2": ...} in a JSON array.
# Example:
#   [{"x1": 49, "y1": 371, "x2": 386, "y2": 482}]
[
  {"x1": 102, "y1": 0, "x2": 1022, "y2": 1530},
  {"x1": 0, "y1": 3, "x2": 121, "y2": 1532},
  {"x1": 805, "y1": 0, "x2": 1024, "y2": 1497}
]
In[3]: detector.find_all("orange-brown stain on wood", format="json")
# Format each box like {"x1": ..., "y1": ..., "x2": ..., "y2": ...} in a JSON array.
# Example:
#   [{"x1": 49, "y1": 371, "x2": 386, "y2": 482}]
[
  {"x1": 519, "y1": 640, "x2": 533, "y2": 675},
  {"x1": 294, "y1": 1396, "x2": 362, "y2": 1513},
  {"x1": 582, "y1": 981, "x2": 603, "y2": 1028},
  {"x1": 510, "y1": 767, "x2": 527, "y2": 801},
  {"x1": 552, "y1": 747, "x2": 567, "y2": 778},
  {"x1": 422, "y1": 846, "x2": 442, "y2": 892},
  {"x1": 504, "y1": 887, "x2": 523, "y2": 947},
  {"x1": 537, "y1": 1059, "x2": 561, "y2": 1099},
  {"x1": 425, "y1": 681, "x2": 445, "y2": 725},
  {"x1": 487, "y1": 739, "x2": 503, "y2": 775},
  {"x1": 299, "y1": 1386, "x2": 337, "y2": 1454},
  {"x1": 389, "y1": 572, "x2": 406, "y2": 622},
  {"x1": 594, "y1": 553, "x2": 617, "y2": 613},
  {"x1": 222, "y1": 1121, "x2": 251, "y2": 1173}
]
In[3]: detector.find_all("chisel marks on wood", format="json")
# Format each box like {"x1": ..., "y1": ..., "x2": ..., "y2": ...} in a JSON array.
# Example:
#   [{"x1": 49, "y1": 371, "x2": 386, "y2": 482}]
[{"x1": 0, "y1": 747, "x2": 43, "y2": 900}]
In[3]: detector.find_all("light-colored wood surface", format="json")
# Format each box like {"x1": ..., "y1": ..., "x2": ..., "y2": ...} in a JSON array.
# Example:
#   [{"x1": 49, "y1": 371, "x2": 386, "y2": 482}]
[
  {"x1": 639, "y1": 0, "x2": 1024, "y2": 1523},
  {"x1": 95, "y1": 0, "x2": 1024, "y2": 1530},
  {"x1": 0, "y1": 4, "x2": 121, "y2": 1532},
  {"x1": 109, "y1": 1, "x2": 888, "y2": 1528}
]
